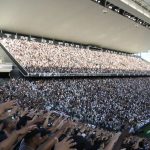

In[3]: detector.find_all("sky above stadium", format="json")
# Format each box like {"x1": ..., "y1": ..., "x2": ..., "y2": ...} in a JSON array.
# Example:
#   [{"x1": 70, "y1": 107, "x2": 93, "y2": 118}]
[{"x1": 140, "y1": 51, "x2": 150, "y2": 62}]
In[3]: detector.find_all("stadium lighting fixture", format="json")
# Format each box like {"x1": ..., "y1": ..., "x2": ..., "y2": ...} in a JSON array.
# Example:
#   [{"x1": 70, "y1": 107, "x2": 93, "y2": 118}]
[
  {"x1": 115, "y1": 9, "x2": 120, "y2": 13},
  {"x1": 132, "y1": 17, "x2": 136, "y2": 21},
  {"x1": 95, "y1": 0, "x2": 101, "y2": 3},
  {"x1": 98, "y1": 0, "x2": 101, "y2": 4},
  {"x1": 108, "y1": 5, "x2": 112, "y2": 9}
]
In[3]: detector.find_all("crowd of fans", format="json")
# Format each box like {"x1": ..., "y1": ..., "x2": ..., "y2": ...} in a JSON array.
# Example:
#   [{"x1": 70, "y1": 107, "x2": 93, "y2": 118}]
[
  {"x1": 0, "y1": 37, "x2": 150, "y2": 149},
  {"x1": 1, "y1": 78, "x2": 150, "y2": 131},
  {"x1": 0, "y1": 91, "x2": 150, "y2": 150},
  {"x1": 1, "y1": 37, "x2": 150, "y2": 74},
  {"x1": 0, "y1": 77, "x2": 149, "y2": 149}
]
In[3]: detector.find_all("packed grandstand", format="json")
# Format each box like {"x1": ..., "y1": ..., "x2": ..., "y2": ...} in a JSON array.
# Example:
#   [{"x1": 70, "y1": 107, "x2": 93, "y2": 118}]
[
  {"x1": 1, "y1": 37, "x2": 150, "y2": 75},
  {"x1": 0, "y1": 0, "x2": 150, "y2": 150}
]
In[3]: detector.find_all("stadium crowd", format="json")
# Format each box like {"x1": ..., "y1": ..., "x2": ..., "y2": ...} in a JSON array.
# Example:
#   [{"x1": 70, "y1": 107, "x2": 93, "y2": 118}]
[
  {"x1": 1, "y1": 78, "x2": 150, "y2": 131},
  {"x1": 0, "y1": 78, "x2": 149, "y2": 148},
  {"x1": 1, "y1": 37, "x2": 150, "y2": 74},
  {"x1": 0, "y1": 37, "x2": 150, "y2": 149},
  {"x1": 0, "y1": 82, "x2": 150, "y2": 150}
]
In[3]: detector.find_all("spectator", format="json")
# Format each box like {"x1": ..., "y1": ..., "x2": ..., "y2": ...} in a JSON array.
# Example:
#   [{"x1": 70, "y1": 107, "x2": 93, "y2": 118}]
[{"x1": 19, "y1": 129, "x2": 43, "y2": 150}]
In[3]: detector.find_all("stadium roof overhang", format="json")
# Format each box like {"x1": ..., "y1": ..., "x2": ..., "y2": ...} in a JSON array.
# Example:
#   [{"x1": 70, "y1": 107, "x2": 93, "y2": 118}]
[
  {"x1": 131, "y1": 0, "x2": 150, "y2": 14},
  {"x1": 0, "y1": 0, "x2": 150, "y2": 53}
]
